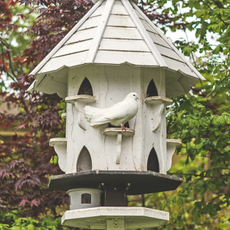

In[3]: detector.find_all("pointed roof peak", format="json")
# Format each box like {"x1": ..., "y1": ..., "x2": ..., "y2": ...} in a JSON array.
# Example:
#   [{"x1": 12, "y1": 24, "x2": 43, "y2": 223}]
[{"x1": 29, "y1": 0, "x2": 204, "y2": 97}]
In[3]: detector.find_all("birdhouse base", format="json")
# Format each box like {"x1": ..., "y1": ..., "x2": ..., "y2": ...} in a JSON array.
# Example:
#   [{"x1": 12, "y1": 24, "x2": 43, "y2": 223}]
[{"x1": 61, "y1": 206, "x2": 169, "y2": 229}]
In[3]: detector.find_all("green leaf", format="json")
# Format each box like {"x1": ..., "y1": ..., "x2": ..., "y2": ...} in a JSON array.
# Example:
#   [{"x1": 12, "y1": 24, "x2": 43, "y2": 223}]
[
  {"x1": 177, "y1": 197, "x2": 183, "y2": 207},
  {"x1": 27, "y1": 224, "x2": 35, "y2": 230}
]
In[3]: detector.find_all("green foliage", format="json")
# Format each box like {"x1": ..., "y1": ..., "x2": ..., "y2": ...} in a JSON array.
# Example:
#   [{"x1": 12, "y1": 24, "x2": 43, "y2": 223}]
[
  {"x1": 0, "y1": 3, "x2": 37, "y2": 90},
  {"x1": 137, "y1": 0, "x2": 230, "y2": 227},
  {"x1": 0, "y1": 210, "x2": 70, "y2": 230}
]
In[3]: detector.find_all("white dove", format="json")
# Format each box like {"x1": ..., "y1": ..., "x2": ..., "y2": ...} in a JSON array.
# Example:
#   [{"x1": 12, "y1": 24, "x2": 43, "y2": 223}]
[{"x1": 84, "y1": 92, "x2": 139, "y2": 130}]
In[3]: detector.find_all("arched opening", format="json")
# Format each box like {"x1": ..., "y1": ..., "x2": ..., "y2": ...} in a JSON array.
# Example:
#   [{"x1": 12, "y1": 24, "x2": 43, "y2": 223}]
[
  {"x1": 78, "y1": 77, "x2": 93, "y2": 96},
  {"x1": 77, "y1": 146, "x2": 92, "y2": 172},
  {"x1": 147, "y1": 147, "x2": 159, "y2": 172},
  {"x1": 146, "y1": 79, "x2": 158, "y2": 97},
  {"x1": 81, "y1": 193, "x2": 91, "y2": 204}
]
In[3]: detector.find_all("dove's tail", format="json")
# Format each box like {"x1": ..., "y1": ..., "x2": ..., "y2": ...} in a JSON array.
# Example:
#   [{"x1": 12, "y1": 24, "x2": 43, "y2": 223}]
[{"x1": 84, "y1": 106, "x2": 100, "y2": 123}]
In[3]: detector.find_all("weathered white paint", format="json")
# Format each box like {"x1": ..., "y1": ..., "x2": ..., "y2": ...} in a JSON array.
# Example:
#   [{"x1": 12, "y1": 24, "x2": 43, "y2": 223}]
[
  {"x1": 144, "y1": 96, "x2": 173, "y2": 106},
  {"x1": 49, "y1": 138, "x2": 67, "y2": 172},
  {"x1": 106, "y1": 218, "x2": 124, "y2": 230},
  {"x1": 103, "y1": 27, "x2": 142, "y2": 40},
  {"x1": 94, "y1": 51, "x2": 157, "y2": 66},
  {"x1": 91, "y1": 2, "x2": 106, "y2": 17},
  {"x1": 107, "y1": 15, "x2": 135, "y2": 27},
  {"x1": 131, "y1": 1, "x2": 205, "y2": 80},
  {"x1": 30, "y1": 0, "x2": 103, "y2": 76},
  {"x1": 65, "y1": 28, "x2": 96, "y2": 45},
  {"x1": 166, "y1": 139, "x2": 182, "y2": 172},
  {"x1": 165, "y1": 57, "x2": 194, "y2": 76},
  {"x1": 29, "y1": 0, "x2": 204, "y2": 98},
  {"x1": 78, "y1": 16, "x2": 101, "y2": 31},
  {"x1": 102, "y1": 128, "x2": 135, "y2": 136},
  {"x1": 65, "y1": 96, "x2": 96, "y2": 130},
  {"x1": 62, "y1": 207, "x2": 169, "y2": 229},
  {"x1": 155, "y1": 44, "x2": 183, "y2": 62},
  {"x1": 46, "y1": 62, "x2": 179, "y2": 174},
  {"x1": 29, "y1": 0, "x2": 204, "y2": 176},
  {"x1": 111, "y1": 1, "x2": 128, "y2": 15},
  {"x1": 61, "y1": 113, "x2": 66, "y2": 118},
  {"x1": 145, "y1": 97, "x2": 171, "y2": 132},
  {"x1": 140, "y1": 19, "x2": 158, "y2": 34},
  {"x1": 116, "y1": 133, "x2": 122, "y2": 164},
  {"x1": 67, "y1": 188, "x2": 102, "y2": 210},
  {"x1": 65, "y1": 95, "x2": 96, "y2": 103},
  {"x1": 147, "y1": 31, "x2": 171, "y2": 48},
  {"x1": 122, "y1": 0, "x2": 167, "y2": 67},
  {"x1": 52, "y1": 40, "x2": 92, "y2": 58},
  {"x1": 85, "y1": 0, "x2": 115, "y2": 63},
  {"x1": 99, "y1": 39, "x2": 149, "y2": 52},
  {"x1": 39, "y1": 51, "x2": 88, "y2": 74},
  {"x1": 103, "y1": 128, "x2": 135, "y2": 164},
  {"x1": 32, "y1": 75, "x2": 67, "y2": 98}
]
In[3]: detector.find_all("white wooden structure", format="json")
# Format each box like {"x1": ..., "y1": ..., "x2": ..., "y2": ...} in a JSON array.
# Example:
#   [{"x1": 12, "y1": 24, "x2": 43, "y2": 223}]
[{"x1": 28, "y1": 0, "x2": 204, "y2": 228}]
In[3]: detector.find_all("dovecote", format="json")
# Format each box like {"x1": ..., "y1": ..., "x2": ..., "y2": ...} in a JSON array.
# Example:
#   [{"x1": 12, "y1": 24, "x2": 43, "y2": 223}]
[{"x1": 28, "y1": 0, "x2": 204, "y2": 229}]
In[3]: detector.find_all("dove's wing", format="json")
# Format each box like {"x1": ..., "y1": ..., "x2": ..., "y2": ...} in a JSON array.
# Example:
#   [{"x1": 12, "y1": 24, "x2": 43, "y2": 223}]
[
  {"x1": 88, "y1": 101, "x2": 129, "y2": 126},
  {"x1": 103, "y1": 101, "x2": 129, "y2": 120}
]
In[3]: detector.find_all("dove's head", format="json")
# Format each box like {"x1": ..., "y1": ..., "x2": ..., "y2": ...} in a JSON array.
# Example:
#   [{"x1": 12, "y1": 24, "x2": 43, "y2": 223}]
[{"x1": 126, "y1": 92, "x2": 139, "y2": 101}]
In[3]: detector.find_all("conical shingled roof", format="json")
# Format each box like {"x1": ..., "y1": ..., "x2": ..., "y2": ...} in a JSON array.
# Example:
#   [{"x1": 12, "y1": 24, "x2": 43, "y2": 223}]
[{"x1": 29, "y1": 0, "x2": 205, "y2": 98}]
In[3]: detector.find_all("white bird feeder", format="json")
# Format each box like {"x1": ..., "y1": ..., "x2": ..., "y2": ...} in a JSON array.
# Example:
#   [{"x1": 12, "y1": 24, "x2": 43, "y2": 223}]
[{"x1": 28, "y1": 0, "x2": 204, "y2": 228}]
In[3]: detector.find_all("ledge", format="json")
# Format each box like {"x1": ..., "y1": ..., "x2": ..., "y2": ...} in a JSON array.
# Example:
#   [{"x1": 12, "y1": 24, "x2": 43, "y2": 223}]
[
  {"x1": 166, "y1": 139, "x2": 181, "y2": 172},
  {"x1": 166, "y1": 139, "x2": 181, "y2": 146},
  {"x1": 103, "y1": 128, "x2": 135, "y2": 136},
  {"x1": 61, "y1": 113, "x2": 66, "y2": 118},
  {"x1": 49, "y1": 137, "x2": 67, "y2": 147},
  {"x1": 49, "y1": 138, "x2": 67, "y2": 172},
  {"x1": 144, "y1": 96, "x2": 173, "y2": 106},
  {"x1": 62, "y1": 207, "x2": 169, "y2": 229},
  {"x1": 65, "y1": 95, "x2": 96, "y2": 104}
]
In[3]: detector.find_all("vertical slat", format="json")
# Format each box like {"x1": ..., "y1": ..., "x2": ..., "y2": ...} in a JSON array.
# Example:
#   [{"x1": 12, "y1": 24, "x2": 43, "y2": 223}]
[
  {"x1": 122, "y1": 0, "x2": 167, "y2": 67},
  {"x1": 30, "y1": 0, "x2": 103, "y2": 76},
  {"x1": 85, "y1": 0, "x2": 115, "y2": 63},
  {"x1": 131, "y1": 1, "x2": 205, "y2": 80}
]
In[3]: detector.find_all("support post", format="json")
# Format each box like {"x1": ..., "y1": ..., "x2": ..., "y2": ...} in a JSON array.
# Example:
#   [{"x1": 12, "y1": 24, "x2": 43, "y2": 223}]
[{"x1": 103, "y1": 183, "x2": 126, "y2": 206}]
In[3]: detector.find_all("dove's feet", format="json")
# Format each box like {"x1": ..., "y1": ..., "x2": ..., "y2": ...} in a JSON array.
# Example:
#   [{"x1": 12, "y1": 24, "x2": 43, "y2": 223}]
[{"x1": 121, "y1": 125, "x2": 127, "y2": 132}]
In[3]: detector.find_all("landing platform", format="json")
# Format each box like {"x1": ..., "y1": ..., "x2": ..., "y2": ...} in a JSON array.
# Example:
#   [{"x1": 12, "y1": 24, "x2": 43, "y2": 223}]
[{"x1": 62, "y1": 207, "x2": 169, "y2": 229}]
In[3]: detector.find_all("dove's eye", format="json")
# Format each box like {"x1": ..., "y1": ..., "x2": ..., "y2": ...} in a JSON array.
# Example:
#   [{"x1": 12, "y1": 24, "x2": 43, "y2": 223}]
[{"x1": 133, "y1": 94, "x2": 135, "y2": 96}]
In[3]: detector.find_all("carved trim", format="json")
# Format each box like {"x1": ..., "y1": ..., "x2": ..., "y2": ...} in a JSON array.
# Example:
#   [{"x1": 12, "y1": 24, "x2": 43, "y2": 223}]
[
  {"x1": 166, "y1": 139, "x2": 181, "y2": 172},
  {"x1": 103, "y1": 128, "x2": 135, "y2": 165},
  {"x1": 49, "y1": 138, "x2": 67, "y2": 172},
  {"x1": 65, "y1": 95, "x2": 96, "y2": 131}
]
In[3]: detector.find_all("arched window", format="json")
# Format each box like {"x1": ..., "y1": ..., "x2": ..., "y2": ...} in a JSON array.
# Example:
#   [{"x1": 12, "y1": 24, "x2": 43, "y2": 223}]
[
  {"x1": 77, "y1": 146, "x2": 92, "y2": 172},
  {"x1": 78, "y1": 77, "x2": 93, "y2": 96},
  {"x1": 81, "y1": 193, "x2": 91, "y2": 204},
  {"x1": 147, "y1": 147, "x2": 159, "y2": 172},
  {"x1": 146, "y1": 79, "x2": 158, "y2": 97}
]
